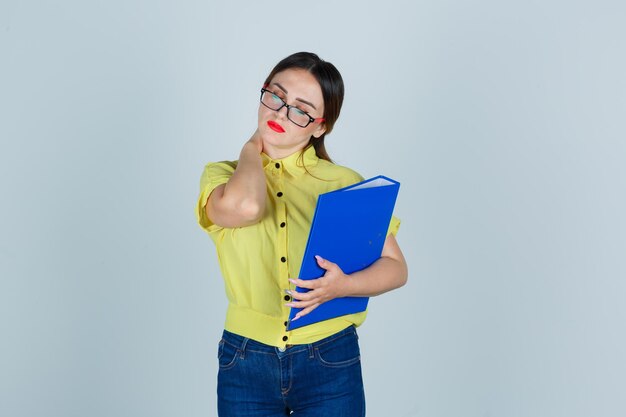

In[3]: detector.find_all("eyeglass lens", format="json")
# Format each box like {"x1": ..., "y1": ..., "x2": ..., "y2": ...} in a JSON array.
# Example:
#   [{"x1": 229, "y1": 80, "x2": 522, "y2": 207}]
[{"x1": 261, "y1": 90, "x2": 312, "y2": 128}]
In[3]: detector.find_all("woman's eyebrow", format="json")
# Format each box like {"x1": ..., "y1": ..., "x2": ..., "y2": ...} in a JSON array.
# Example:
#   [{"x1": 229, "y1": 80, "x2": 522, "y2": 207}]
[
  {"x1": 271, "y1": 82, "x2": 318, "y2": 110},
  {"x1": 296, "y1": 97, "x2": 317, "y2": 110},
  {"x1": 272, "y1": 82, "x2": 288, "y2": 94}
]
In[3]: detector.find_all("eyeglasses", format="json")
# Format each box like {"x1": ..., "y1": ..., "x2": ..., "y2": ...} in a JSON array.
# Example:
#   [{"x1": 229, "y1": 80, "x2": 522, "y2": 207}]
[{"x1": 260, "y1": 88, "x2": 325, "y2": 128}]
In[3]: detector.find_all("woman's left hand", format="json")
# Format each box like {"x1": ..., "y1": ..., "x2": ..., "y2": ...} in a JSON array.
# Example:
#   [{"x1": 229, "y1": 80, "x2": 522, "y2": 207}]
[{"x1": 286, "y1": 255, "x2": 348, "y2": 321}]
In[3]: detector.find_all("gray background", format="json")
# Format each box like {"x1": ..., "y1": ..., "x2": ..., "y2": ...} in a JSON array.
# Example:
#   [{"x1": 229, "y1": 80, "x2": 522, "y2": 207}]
[{"x1": 1, "y1": 1, "x2": 625, "y2": 416}]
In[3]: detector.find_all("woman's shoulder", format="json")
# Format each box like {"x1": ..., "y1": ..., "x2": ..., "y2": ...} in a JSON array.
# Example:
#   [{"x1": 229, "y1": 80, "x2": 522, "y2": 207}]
[
  {"x1": 198, "y1": 160, "x2": 239, "y2": 190},
  {"x1": 202, "y1": 160, "x2": 238, "y2": 176},
  {"x1": 313, "y1": 159, "x2": 364, "y2": 185}
]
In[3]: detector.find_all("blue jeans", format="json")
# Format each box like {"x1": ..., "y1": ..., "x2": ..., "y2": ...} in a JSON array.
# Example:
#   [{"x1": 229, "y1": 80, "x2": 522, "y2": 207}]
[{"x1": 217, "y1": 326, "x2": 366, "y2": 416}]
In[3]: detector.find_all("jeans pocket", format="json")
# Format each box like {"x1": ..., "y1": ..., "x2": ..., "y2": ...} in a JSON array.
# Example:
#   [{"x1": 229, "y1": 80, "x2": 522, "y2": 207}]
[
  {"x1": 314, "y1": 331, "x2": 361, "y2": 368},
  {"x1": 217, "y1": 338, "x2": 240, "y2": 370}
]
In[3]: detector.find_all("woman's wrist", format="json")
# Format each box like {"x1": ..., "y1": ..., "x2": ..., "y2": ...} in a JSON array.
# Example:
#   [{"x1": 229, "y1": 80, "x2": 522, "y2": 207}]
[{"x1": 245, "y1": 130, "x2": 264, "y2": 154}]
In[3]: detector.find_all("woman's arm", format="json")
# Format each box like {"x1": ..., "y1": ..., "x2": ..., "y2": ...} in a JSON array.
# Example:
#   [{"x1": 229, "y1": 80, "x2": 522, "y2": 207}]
[
  {"x1": 205, "y1": 132, "x2": 266, "y2": 228},
  {"x1": 287, "y1": 234, "x2": 408, "y2": 320}
]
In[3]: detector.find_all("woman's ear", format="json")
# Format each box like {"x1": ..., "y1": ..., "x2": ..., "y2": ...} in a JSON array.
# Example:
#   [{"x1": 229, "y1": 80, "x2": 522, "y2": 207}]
[{"x1": 312, "y1": 123, "x2": 326, "y2": 139}]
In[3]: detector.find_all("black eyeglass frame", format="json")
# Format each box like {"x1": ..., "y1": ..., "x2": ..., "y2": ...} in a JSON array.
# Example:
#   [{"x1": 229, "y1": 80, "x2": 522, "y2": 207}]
[{"x1": 259, "y1": 88, "x2": 325, "y2": 128}]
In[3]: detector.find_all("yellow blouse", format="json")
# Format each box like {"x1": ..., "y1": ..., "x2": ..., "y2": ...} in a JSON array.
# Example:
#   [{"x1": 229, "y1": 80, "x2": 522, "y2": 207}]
[{"x1": 196, "y1": 146, "x2": 400, "y2": 348}]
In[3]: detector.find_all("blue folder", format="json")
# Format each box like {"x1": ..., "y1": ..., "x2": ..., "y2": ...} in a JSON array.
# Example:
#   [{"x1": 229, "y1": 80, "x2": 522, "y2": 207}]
[{"x1": 287, "y1": 175, "x2": 400, "y2": 330}]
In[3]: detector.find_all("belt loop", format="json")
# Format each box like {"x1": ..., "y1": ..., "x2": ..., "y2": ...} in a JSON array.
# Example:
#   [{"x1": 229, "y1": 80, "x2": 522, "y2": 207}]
[
  {"x1": 240, "y1": 337, "x2": 249, "y2": 360},
  {"x1": 308, "y1": 343, "x2": 314, "y2": 359}
]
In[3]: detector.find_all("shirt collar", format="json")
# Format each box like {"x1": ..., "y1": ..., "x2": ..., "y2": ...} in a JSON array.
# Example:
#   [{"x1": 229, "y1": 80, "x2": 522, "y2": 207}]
[{"x1": 261, "y1": 145, "x2": 319, "y2": 177}]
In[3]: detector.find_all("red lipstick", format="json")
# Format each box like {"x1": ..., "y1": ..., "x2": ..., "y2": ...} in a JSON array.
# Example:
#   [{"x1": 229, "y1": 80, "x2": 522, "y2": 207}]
[{"x1": 267, "y1": 120, "x2": 285, "y2": 133}]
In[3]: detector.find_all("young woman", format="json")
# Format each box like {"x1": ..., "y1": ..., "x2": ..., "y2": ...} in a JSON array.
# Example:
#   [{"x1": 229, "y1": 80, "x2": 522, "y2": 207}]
[{"x1": 196, "y1": 52, "x2": 408, "y2": 416}]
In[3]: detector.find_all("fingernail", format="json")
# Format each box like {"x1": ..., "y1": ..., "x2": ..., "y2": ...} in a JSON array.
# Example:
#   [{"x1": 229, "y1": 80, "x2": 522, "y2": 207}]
[
  {"x1": 291, "y1": 316, "x2": 299, "y2": 322},
  {"x1": 284, "y1": 289, "x2": 292, "y2": 295},
  {"x1": 315, "y1": 255, "x2": 323, "y2": 261},
  {"x1": 288, "y1": 279, "x2": 296, "y2": 284}
]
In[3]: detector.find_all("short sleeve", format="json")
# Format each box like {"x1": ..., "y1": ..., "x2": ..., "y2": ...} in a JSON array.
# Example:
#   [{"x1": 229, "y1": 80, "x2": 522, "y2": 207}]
[
  {"x1": 195, "y1": 161, "x2": 237, "y2": 233},
  {"x1": 387, "y1": 215, "x2": 401, "y2": 237}
]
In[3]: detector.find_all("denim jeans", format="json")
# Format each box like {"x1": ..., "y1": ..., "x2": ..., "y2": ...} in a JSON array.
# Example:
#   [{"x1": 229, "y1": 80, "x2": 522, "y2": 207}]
[{"x1": 217, "y1": 326, "x2": 365, "y2": 416}]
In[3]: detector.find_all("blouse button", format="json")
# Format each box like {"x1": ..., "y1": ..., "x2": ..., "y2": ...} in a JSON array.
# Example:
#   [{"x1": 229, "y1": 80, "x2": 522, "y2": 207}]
[
  {"x1": 282, "y1": 336, "x2": 288, "y2": 342},
  {"x1": 280, "y1": 257, "x2": 287, "y2": 263},
  {"x1": 277, "y1": 192, "x2": 283, "y2": 197},
  {"x1": 280, "y1": 222, "x2": 286, "y2": 228},
  {"x1": 275, "y1": 163, "x2": 280, "y2": 169},
  {"x1": 284, "y1": 295, "x2": 291, "y2": 301}
]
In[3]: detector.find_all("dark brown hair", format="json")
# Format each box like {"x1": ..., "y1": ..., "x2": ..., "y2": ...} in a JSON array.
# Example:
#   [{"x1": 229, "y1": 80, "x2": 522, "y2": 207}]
[{"x1": 263, "y1": 52, "x2": 344, "y2": 162}]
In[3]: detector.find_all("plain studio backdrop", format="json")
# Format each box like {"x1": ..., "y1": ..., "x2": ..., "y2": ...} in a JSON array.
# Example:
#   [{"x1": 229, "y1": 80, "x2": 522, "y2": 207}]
[{"x1": 1, "y1": 1, "x2": 625, "y2": 416}]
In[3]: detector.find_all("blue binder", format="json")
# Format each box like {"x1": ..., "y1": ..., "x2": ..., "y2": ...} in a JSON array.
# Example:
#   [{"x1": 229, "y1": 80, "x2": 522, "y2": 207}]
[{"x1": 287, "y1": 175, "x2": 400, "y2": 330}]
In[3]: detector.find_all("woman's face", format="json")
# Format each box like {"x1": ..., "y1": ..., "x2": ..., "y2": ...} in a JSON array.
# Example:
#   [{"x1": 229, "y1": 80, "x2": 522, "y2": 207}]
[{"x1": 258, "y1": 68, "x2": 326, "y2": 159}]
